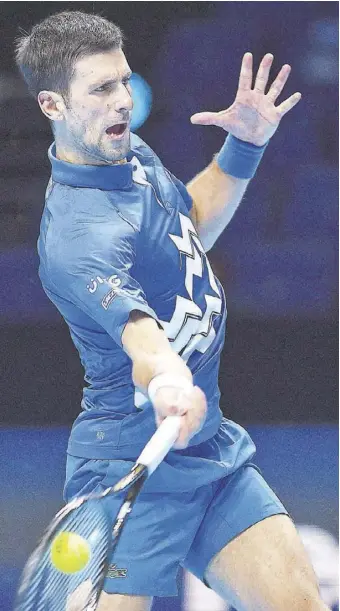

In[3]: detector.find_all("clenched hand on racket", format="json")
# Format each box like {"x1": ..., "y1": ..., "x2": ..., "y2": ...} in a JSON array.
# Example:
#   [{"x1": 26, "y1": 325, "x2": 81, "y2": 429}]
[
  {"x1": 151, "y1": 384, "x2": 207, "y2": 450},
  {"x1": 123, "y1": 311, "x2": 207, "y2": 450}
]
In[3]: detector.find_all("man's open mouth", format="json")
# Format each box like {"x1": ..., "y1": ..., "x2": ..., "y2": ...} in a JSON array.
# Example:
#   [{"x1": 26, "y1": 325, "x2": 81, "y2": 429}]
[{"x1": 105, "y1": 123, "x2": 128, "y2": 138}]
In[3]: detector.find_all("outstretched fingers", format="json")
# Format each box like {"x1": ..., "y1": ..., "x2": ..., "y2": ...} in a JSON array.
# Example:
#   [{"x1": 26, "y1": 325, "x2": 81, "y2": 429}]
[
  {"x1": 237, "y1": 52, "x2": 253, "y2": 92},
  {"x1": 253, "y1": 53, "x2": 274, "y2": 93},
  {"x1": 276, "y1": 91, "x2": 302, "y2": 117},
  {"x1": 267, "y1": 64, "x2": 292, "y2": 102}
]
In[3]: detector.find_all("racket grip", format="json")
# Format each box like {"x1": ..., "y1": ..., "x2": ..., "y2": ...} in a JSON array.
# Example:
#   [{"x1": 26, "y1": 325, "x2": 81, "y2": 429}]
[{"x1": 137, "y1": 416, "x2": 181, "y2": 474}]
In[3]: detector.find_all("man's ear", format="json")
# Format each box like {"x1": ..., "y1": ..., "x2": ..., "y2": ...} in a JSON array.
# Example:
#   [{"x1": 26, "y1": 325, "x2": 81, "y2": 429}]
[{"x1": 38, "y1": 91, "x2": 64, "y2": 122}]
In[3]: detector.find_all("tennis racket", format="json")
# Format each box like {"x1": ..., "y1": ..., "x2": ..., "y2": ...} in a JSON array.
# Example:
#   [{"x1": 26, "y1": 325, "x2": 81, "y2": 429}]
[{"x1": 14, "y1": 415, "x2": 181, "y2": 611}]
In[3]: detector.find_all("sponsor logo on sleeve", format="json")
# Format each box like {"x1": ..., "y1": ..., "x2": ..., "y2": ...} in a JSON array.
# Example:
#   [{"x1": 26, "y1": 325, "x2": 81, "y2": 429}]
[
  {"x1": 87, "y1": 274, "x2": 121, "y2": 294},
  {"x1": 101, "y1": 287, "x2": 120, "y2": 310},
  {"x1": 86, "y1": 274, "x2": 122, "y2": 309}
]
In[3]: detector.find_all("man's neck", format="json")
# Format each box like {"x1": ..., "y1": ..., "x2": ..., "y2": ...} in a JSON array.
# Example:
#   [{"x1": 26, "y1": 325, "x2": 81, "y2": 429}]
[{"x1": 55, "y1": 142, "x2": 127, "y2": 166}]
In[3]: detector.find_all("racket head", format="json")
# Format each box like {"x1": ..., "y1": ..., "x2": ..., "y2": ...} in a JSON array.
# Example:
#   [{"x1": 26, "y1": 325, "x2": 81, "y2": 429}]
[
  {"x1": 14, "y1": 499, "x2": 111, "y2": 611},
  {"x1": 14, "y1": 461, "x2": 150, "y2": 610}
]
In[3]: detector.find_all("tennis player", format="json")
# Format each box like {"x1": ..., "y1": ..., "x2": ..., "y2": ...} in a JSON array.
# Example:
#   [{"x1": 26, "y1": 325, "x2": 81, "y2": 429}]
[{"x1": 15, "y1": 11, "x2": 328, "y2": 611}]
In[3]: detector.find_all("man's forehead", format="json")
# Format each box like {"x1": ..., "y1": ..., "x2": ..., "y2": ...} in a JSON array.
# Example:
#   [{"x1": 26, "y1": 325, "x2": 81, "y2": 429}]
[{"x1": 74, "y1": 49, "x2": 130, "y2": 83}]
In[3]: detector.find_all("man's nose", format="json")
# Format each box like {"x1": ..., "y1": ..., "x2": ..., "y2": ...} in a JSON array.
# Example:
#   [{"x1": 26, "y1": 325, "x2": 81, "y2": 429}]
[{"x1": 114, "y1": 83, "x2": 133, "y2": 113}]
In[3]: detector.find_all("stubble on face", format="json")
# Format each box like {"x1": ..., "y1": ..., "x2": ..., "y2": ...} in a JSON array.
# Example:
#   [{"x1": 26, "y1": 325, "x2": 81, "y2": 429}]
[
  {"x1": 56, "y1": 49, "x2": 133, "y2": 166},
  {"x1": 63, "y1": 110, "x2": 131, "y2": 165}
]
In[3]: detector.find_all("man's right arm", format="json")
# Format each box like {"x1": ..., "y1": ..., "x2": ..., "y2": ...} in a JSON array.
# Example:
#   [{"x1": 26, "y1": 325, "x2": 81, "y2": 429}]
[
  {"x1": 49, "y1": 215, "x2": 206, "y2": 448},
  {"x1": 122, "y1": 310, "x2": 207, "y2": 449}
]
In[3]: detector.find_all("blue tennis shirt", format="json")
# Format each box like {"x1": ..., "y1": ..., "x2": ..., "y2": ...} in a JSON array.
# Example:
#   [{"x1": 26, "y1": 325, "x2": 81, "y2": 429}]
[{"x1": 38, "y1": 134, "x2": 255, "y2": 490}]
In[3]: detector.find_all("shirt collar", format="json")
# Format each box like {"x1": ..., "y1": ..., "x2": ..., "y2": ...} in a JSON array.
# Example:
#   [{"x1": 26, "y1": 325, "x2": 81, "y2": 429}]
[{"x1": 48, "y1": 142, "x2": 134, "y2": 190}]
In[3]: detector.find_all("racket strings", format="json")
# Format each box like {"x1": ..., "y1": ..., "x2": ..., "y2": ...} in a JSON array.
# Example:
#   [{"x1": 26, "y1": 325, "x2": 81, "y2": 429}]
[
  {"x1": 15, "y1": 501, "x2": 111, "y2": 611},
  {"x1": 14, "y1": 417, "x2": 179, "y2": 610}
]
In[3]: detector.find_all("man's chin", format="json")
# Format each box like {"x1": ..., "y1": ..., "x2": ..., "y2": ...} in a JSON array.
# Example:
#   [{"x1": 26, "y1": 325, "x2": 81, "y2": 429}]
[{"x1": 104, "y1": 131, "x2": 130, "y2": 162}]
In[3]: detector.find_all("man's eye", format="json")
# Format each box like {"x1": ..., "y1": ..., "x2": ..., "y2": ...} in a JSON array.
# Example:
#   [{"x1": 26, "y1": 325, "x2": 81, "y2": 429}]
[
  {"x1": 95, "y1": 78, "x2": 130, "y2": 93},
  {"x1": 95, "y1": 84, "x2": 109, "y2": 93}
]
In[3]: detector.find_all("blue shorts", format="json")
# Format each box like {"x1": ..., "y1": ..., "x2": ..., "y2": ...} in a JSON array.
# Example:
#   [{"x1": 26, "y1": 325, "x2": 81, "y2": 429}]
[{"x1": 64, "y1": 457, "x2": 287, "y2": 597}]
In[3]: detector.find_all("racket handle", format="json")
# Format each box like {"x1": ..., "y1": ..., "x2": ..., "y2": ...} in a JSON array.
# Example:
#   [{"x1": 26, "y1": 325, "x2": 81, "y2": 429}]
[{"x1": 137, "y1": 416, "x2": 181, "y2": 474}]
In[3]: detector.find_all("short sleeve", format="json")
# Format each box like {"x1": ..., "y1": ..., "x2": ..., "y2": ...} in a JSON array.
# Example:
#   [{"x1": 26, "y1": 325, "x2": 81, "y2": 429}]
[
  {"x1": 49, "y1": 215, "x2": 158, "y2": 347},
  {"x1": 165, "y1": 169, "x2": 193, "y2": 213}
]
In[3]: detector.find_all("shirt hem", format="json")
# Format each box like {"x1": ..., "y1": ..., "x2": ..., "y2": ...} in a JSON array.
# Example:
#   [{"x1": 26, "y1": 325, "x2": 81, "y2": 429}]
[{"x1": 67, "y1": 415, "x2": 222, "y2": 460}]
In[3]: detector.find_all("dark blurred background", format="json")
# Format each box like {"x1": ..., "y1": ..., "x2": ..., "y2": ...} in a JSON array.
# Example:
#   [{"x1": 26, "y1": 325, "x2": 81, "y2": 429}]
[{"x1": 0, "y1": 3, "x2": 338, "y2": 610}]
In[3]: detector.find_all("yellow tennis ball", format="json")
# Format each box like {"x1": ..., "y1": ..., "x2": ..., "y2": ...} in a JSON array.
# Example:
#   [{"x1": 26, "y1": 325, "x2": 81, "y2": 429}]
[{"x1": 50, "y1": 531, "x2": 91, "y2": 574}]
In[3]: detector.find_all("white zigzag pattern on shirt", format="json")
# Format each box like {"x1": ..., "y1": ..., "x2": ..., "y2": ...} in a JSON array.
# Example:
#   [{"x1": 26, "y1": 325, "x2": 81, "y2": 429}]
[{"x1": 160, "y1": 213, "x2": 222, "y2": 362}]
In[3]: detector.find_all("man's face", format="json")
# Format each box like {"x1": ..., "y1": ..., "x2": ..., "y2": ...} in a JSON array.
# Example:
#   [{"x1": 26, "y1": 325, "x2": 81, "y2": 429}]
[{"x1": 61, "y1": 48, "x2": 133, "y2": 164}]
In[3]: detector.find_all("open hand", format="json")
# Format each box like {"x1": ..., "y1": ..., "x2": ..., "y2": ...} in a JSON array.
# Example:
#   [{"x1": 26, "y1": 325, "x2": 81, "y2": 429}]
[{"x1": 190, "y1": 53, "x2": 301, "y2": 146}]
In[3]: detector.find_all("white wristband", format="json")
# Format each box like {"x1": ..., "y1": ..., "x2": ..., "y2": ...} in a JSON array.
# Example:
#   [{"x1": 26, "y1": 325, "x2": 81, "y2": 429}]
[{"x1": 147, "y1": 373, "x2": 193, "y2": 404}]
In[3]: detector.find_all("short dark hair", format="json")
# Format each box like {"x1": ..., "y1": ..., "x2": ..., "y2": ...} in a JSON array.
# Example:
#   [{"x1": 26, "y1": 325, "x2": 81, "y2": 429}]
[{"x1": 15, "y1": 10, "x2": 124, "y2": 101}]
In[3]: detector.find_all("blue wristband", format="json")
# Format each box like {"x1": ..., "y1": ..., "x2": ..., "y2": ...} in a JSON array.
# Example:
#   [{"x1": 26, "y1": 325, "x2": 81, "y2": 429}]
[{"x1": 216, "y1": 134, "x2": 269, "y2": 179}]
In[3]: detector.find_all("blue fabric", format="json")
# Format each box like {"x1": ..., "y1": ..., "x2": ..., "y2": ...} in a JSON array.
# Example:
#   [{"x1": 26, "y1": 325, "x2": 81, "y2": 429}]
[
  {"x1": 64, "y1": 452, "x2": 287, "y2": 596},
  {"x1": 216, "y1": 134, "x2": 268, "y2": 179},
  {"x1": 38, "y1": 132, "x2": 255, "y2": 492}
]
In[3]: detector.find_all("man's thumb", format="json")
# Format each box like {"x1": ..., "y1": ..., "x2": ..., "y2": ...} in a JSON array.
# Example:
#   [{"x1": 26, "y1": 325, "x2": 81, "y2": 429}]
[{"x1": 190, "y1": 112, "x2": 217, "y2": 125}]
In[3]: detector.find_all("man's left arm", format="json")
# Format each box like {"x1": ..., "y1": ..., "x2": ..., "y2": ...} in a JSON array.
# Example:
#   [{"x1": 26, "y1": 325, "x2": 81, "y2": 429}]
[
  {"x1": 186, "y1": 157, "x2": 249, "y2": 251},
  {"x1": 186, "y1": 52, "x2": 301, "y2": 251}
]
